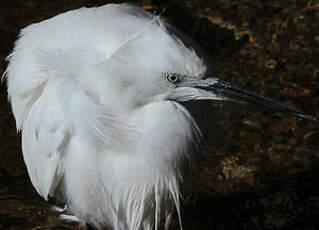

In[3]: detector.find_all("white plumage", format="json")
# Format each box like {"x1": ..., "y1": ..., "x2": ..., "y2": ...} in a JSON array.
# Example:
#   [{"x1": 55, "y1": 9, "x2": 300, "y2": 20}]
[
  {"x1": 6, "y1": 4, "x2": 204, "y2": 230},
  {"x1": 5, "y1": 3, "x2": 316, "y2": 230}
]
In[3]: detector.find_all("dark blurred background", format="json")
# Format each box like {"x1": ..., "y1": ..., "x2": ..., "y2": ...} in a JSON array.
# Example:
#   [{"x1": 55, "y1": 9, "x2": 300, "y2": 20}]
[{"x1": 0, "y1": 0, "x2": 318, "y2": 229}]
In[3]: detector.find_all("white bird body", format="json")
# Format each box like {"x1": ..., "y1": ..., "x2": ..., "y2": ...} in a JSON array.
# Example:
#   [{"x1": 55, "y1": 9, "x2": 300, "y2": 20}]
[
  {"x1": 6, "y1": 3, "x2": 316, "y2": 230},
  {"x1": 6, "y1": 4, "x2": 205, "y2": 229}
]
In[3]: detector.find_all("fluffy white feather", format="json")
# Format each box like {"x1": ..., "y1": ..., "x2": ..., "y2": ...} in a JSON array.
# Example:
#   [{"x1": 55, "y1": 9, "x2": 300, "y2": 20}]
[{"x1": 6, "y1": 4, "x2": 206, "y2": 230}]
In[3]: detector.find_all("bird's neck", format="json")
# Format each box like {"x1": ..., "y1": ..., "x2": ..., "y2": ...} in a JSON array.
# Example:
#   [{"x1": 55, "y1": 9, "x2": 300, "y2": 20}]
[{"x1": 128, "y1": 101, "x2": 202, "y2": 175}]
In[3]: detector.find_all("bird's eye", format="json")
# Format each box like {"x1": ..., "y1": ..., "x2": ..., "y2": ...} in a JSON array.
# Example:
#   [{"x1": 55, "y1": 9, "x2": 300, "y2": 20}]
[{"x1": 166, "y1": 73, "x2": 181, "y2": 84}]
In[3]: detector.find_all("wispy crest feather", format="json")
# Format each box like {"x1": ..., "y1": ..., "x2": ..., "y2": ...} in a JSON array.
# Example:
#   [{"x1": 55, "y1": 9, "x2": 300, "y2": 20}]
[{"x1": 105, "y1": 12, "x2": 163, "y2": 64}]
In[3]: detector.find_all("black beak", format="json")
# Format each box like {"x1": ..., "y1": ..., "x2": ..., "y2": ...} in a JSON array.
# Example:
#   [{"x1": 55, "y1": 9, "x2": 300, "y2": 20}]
[{"x1": 186, "y1": 77, "x2": 317, "y2": 122}]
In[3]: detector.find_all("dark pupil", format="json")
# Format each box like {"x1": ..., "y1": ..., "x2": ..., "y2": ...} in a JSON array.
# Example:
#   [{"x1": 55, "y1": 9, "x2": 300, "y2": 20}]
[{"x1": 170, "y1": 75, "x2": 177, "y2": 82}]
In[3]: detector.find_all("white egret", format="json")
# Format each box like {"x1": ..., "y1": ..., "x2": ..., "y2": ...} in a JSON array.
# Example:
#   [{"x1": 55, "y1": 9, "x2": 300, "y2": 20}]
[{"x1": 5, "y1": 3, "x2": 316, "y2": 230}]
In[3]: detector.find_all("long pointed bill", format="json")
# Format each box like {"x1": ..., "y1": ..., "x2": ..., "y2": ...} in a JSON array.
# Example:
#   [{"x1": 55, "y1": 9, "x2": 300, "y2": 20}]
[{"x1": 185, "y1": 77, "x2": 317, "y2": 122}]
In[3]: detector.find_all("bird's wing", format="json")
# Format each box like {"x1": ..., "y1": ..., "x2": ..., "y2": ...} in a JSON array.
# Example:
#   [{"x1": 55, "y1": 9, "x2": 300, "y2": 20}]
[
  {"x1": 21, "y1": 81, "x2": 68, "y2": 199},
  {"x1": 15, "y1": 49, "x2": 79, "y2": 199},
  {"x1": 7, "y1": 47, "x2": 130, "y2": 199}
]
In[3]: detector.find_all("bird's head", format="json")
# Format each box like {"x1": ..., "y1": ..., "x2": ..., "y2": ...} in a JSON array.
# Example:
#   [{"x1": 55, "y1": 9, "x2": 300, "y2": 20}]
[{"x1": 100, "y1": 13, "x2": 316, "y2": 122}]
